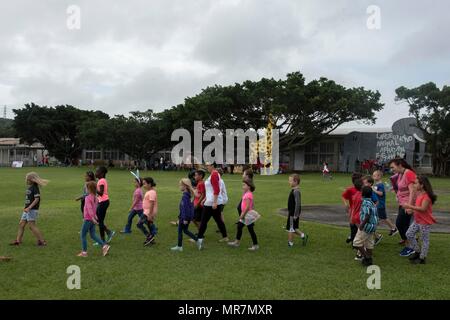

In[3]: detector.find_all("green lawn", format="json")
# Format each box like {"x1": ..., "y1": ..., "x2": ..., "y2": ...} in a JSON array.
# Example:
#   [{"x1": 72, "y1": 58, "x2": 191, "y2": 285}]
[{"x1": 0, "y1": 167, "x2": 449, "y2": 299}]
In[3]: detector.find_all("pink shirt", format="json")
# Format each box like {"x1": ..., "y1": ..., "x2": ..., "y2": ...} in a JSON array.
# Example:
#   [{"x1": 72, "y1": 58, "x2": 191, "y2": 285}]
[
  {"x1": 83, "y1": 194, "x2": 98, "y2": 221},
  {"x1": 396, "y1": 170, "x2": 416, "y2": 205},
  {"x1": 414, "y1": 193, "x2": 436, "y2": 225},
  {"x1": 143, "y1": 189, "x2": 158, "y2": 218},
  {"x1": 132, "y1": 188, "x2": 143, "y2": 210},
  {"x1": 241, "y1": 191, "x2": 254, "y2": 213},
  {"x1": 97, "y1": 178, "x2": 109, "y2": 203}
]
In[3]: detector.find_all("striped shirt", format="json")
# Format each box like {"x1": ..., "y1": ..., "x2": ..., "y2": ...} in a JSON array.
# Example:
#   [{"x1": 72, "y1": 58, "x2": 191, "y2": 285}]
[{"x1": 360, "y1": 198, "x2": 378, "y2": 233}]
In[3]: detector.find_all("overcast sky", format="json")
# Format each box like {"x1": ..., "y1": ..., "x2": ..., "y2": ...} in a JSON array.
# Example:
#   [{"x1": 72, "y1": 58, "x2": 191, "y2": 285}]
[{"x1": 0, "y1": 0, "x2": 449, "y2": 128}]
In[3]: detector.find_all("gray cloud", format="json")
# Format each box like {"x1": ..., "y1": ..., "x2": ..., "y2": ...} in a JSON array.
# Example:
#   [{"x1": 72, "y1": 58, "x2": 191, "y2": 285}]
[{"x1": 0, "y1": 0, "x2": 449, "y2": 127}]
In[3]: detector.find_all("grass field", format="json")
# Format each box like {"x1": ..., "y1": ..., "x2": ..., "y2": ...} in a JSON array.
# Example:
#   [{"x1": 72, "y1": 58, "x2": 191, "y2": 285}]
[{"x1": 0, "y1": 167, "x2": 450, "y2": 300}]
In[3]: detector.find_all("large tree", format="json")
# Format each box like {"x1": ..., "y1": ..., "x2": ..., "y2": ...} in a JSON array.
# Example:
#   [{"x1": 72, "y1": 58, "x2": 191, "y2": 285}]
[
  {"x1": 0, "y1": 118, "x2": 16, "y2": 137},
  {"x1": 396, "y1": 83, "x2": 450, "y2": 176},
  {"x1": 162, "y1": 72, "x2": 384, "y2": 150},
  {"x1": 13, "y1": 103, "x2": 109, "y2": 162}
]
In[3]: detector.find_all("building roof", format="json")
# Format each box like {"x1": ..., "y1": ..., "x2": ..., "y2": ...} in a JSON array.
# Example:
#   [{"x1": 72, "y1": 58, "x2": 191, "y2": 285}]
[
  {"x1": 329, "y1": 127, "x2": 392, "y2": 135},
  {"x1": 0, "y1": 138, "x2": 44, "y2": 148}
]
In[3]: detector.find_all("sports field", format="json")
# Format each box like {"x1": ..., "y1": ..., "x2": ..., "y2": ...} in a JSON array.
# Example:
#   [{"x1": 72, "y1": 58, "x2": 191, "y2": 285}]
[{"x1": 0, "y1": 167, "x2": 449, "y2": 299}]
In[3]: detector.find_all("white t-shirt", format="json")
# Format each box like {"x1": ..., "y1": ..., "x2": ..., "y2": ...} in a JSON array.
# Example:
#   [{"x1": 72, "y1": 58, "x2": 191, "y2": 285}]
[{"x1": 204, "y1": 174, "x2": 227, "y2": 206}]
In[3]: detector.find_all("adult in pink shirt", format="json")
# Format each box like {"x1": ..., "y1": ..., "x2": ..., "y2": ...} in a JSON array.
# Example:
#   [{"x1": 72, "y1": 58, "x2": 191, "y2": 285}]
[
  {"x1": 388, "y1": 158, "x2": 417, "y2": 248},
  {"x1": 95, "y1": 166, "x2": 114, "y2": 243}
]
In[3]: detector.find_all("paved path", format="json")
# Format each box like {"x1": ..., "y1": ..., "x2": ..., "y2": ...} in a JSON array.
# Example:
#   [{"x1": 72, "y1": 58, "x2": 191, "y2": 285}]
[{"x1": 279, "y1": 205, "x2": 450, "y2": 233}]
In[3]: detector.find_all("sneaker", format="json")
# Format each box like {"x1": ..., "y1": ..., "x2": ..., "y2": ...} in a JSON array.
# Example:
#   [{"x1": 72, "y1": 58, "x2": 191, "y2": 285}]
[
  {"x1": 197, "y1": 239, "x2": 204, "y2": 251},
  {"x1": 248, "y1": 245, "x2": 259, "y2": 251},
  {"x1": 93, "y1": 242, "x2": 101, "y2": 246},
  {"x1": 170, "y1": 246, "x2": 183, "y2": 252},
  {"x1": 362, "y1": 257, "x2": 373, "y2": 266},
  {"x1": 102, "y1": 245, "x2": 110, "y2": 256},
  {"x1": 302, "y1": 234, "x2": 309, "y2": 246},
  {"x1": 399, "y1": 239, "x2": 406, "y2": 245},
  {"x1": 409, "y1": 252, "x2": 421, "y2": 261},
  {"x1": 188, "y1": 238, "x2": 196, "y2": 244},
  {"x1": 9, "y1": 240, "x2": 21, "y2": 246},
  {"x1": 218, "y1": 237, "x2": 229, "y2": 243},
  {"x1": 37, "y1": 240, "x2": 47, "y2": 247},
  {"x1": 389, "y1": 228, "x2": 399, "y2": 236},
  {"x1": 120, "y1": 230, "x2": 131, "y2": 234},
  {"x1": 106, "y1": 231, "x2": 116, "y2": 243},
  {"x1": 346, "y1": 237, "x2": 352, "y2": 244},
  {"x1": 374, "y1": 234, "x2": 383, "y2": 246},
  {"x1": 411, "y1": 258, "x2": 426, "y2": 264},
  {"x1": 227, "y1": 241, "x2": 240, "y2": 248},
  {"x1": 354, "y1": 253, "x2": 364, "y2": 261},
  {"x1": 400, "y1": 247, "x2": 415, "y2": 257},
  {"x1": 144, "y1": 235, "x2": 155, "y2": 246},
  {"x1": 288, "y1": 241, "x2": 294, "y2": 248},
  {"x1": 77, "y1": 251, "x2": 88, "y2": 257}
]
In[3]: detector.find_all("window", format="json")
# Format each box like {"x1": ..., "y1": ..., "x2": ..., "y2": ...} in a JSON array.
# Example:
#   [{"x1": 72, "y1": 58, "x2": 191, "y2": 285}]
[
  {"x1": 85, "y1": 151, "x2": 102, "y2": 160},
  {"x1": 320, "y1": 142, "x2": 334, "y2": 153},
  {"x1": 305, "y1": 154, "x2": 318, "y2": 165}
]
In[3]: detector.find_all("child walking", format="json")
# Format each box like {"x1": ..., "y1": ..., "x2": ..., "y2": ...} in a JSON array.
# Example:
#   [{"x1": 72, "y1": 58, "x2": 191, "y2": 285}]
[
  {"x1": 342, "y1": 173, "x2": 363, "y2": 244},
  {"x1": 228, "y1": 178, "x2": 259, "y2": 251},
  {"x1": 10, "y1": 172, "x2": 48, "y2": 246},
  {"x1": 353, "y1": 186, "x2": 379, "y2": 266},
  {"x1": 120, "y1": 177, "x2": 144, "y2": 234},
  {"x1": 78, "y1": 181, "x2": 111, "y2": 257},
  {"x1": 75, "y1": 171, "x2": 95, "y2": 218},
  {"x1": 372, "y1": 170, "x2": 398, "y2": 236},
  {"x1": 402, "y1": 176, "x2": 437, "y2": 264},
  {"x1": 95, "y1": 166, "x2": 115, "y2": 244},
  {"x1": 171, "y1": 179, "x2": 198, "y2": 252},
  {"x1": 193, "y1": 170, "x2": 206, "y2": 230},
  {"x1": 138, "y1": 177, "x2": 158, "y2": 246},
  {"x1": 362, "y1": 175, "x2": 382, "y2": 245},
  {"x1": 286, "y1": 174, "x2": 308, "y2": 247}
]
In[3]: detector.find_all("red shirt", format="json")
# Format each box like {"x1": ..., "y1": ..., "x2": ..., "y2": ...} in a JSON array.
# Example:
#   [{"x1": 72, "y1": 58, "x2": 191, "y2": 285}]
[
  {"x1": 350, "y1": 190, "x2": 362, "y2": 225},
  {"x1": 194, "y1": 180, "x2": 205, "y2": 207},
  {"x1": 342, "y1": 186, "x2": 357, "y2": 205},
  {"x1": 414, "y1": 193, "x2": 436, "y2": 225},
  {"x1": 210, "y1": 170, "x2": 220, "y2": 196}
]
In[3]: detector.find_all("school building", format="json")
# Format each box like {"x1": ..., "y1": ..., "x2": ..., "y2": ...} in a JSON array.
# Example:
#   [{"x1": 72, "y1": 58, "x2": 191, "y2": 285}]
[
  {"x1": 288, "y1": 117, "x2": 432, "y2": 173},
  {"x1": 0, "y1": 138, "x2": 46, "y2": 167}
]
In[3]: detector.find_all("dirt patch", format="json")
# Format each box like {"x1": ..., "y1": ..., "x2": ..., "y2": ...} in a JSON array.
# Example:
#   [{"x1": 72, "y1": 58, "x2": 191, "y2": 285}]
[{"x1": 278, "y1": 205, "x2": 450, "y2": 234}]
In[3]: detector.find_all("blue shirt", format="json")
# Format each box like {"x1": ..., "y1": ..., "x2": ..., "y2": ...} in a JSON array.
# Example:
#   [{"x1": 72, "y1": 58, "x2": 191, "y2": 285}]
[
  {"x1": 360, "y1": 198, "x2": 378, "y2": 233},
  {"x1": 374, "y1": 182, "x2": 386, "y2": 209}
]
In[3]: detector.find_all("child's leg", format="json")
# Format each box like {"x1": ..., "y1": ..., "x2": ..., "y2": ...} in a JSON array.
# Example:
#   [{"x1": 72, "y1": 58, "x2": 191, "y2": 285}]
[
  {"x1": 124, "y1": 210, "x2": 137, "y2": 232},
  {"x1": 419, "y1": 224, "x2": 431, "y2": 259},
  {"x1": 295, "y1": 229, "x2": 305, "y2": 238},
  {"x1": 97, "y1": 204, "x2": 107, "y2": 241},
  {"x1": 350, "y1": 224, "x2": 358, "y2": 242},
  {"x1": 16, "y1": 220, "x2": 27, "y2": 242},
  {"x1": 382, "y1": 218, "x2": 396, "y2": 230},
  {"x1": 406, "y1": 222, "x2": 420, "y2": 251},
  {"x1": 80, "y1": 220, "x2": 90, "y2": 252},
  {"x1": 28, "y1": 222, "x2": 44, "y2": 242},
  {"x1": 182, "y1": 222, "x2": 197, "y2": 241},
  {"x1": 177, "y1": 223, "x2": 184, "y2": 247},
  {"x1": 136, "y1": 215, "x2": 149, "y2": 236},
  {"x1": 88, "y1": 222, "x2": 105, "y2": 247},
  {"x1": 236, "y1": 221, "x2": 244, "y2": 242},
  {"x1": 247, "y1": 223, "x2": 258, "y2": 245},
  {"x1": 148, "y1": 221, "x2": 157, "y2": 236}
]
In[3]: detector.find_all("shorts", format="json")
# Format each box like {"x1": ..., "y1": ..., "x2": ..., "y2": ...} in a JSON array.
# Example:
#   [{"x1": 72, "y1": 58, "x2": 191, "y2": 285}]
[
  {"x1": 194, "y1": 206, "x2": 203, "y2": 222},
  {"x1": 21, "y1": 210, "x2": 39, "y2": 222},
  {"x1": 286, "y1": 215, "x2": 299, "y2": 232},
  {"x1": 352, "y1": 230, "x2": 375, "y2": 250},
  {"x1": 377, "y1": 207, "x2": 387, "y2": 220}
]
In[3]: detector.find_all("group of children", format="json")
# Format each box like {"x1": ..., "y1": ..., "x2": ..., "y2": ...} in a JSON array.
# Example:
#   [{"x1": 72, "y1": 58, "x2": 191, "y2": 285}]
[
  {"x1": 342, "y1": 159, "x2": 437, "y2": 266},
  {"x1": 5, "y1": 158, "x2": 436, "y2": 266}
]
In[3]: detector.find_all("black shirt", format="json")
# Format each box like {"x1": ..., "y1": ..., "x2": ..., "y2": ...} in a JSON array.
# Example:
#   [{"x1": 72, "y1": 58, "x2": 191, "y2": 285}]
[
  {"x1": 287, "y1": 188, "x2": 301, "y2": 217},
  {"x1": 25, "y1": 184, "x2": 40, "y2": 210}
]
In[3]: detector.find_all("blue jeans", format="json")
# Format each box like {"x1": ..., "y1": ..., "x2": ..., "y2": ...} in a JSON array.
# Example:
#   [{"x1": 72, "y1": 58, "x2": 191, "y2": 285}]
[
  {"x1": 124, "y1": 209, "x2": 143, "y2": 232},
  {"x1": 137, "y1": 215, "x2": 158, "y2": 237},
  {"x1": 81, "y1": 220, "x2": 105, "y2": 252},
  {"x1": 178, "y1": 221, "x2": 197, "y2": 247}
]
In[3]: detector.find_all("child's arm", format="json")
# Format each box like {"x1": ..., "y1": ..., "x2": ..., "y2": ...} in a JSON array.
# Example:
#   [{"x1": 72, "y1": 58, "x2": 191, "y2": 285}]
[
  {"x1": 359, "y1": 209, "x2": 370, "y2": 230},
  {"x1": 130, "y1": 193, "x2": 137, "y2": 211},
  {"x1": 97, "y1": 185, "x2": 105, "y2": 197},
  {"x1": 147, "y1": 201, "x2": 155, "y2": 222},
  {"x1": 25, "y1": 198, "x2": 40, "y2": 212},
  {"x1": 294, "y1": 190, "x2": 301, "y2": 218},
  {"x1": 402, "y1": 199, "x2": 430, "y2": 213}
]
